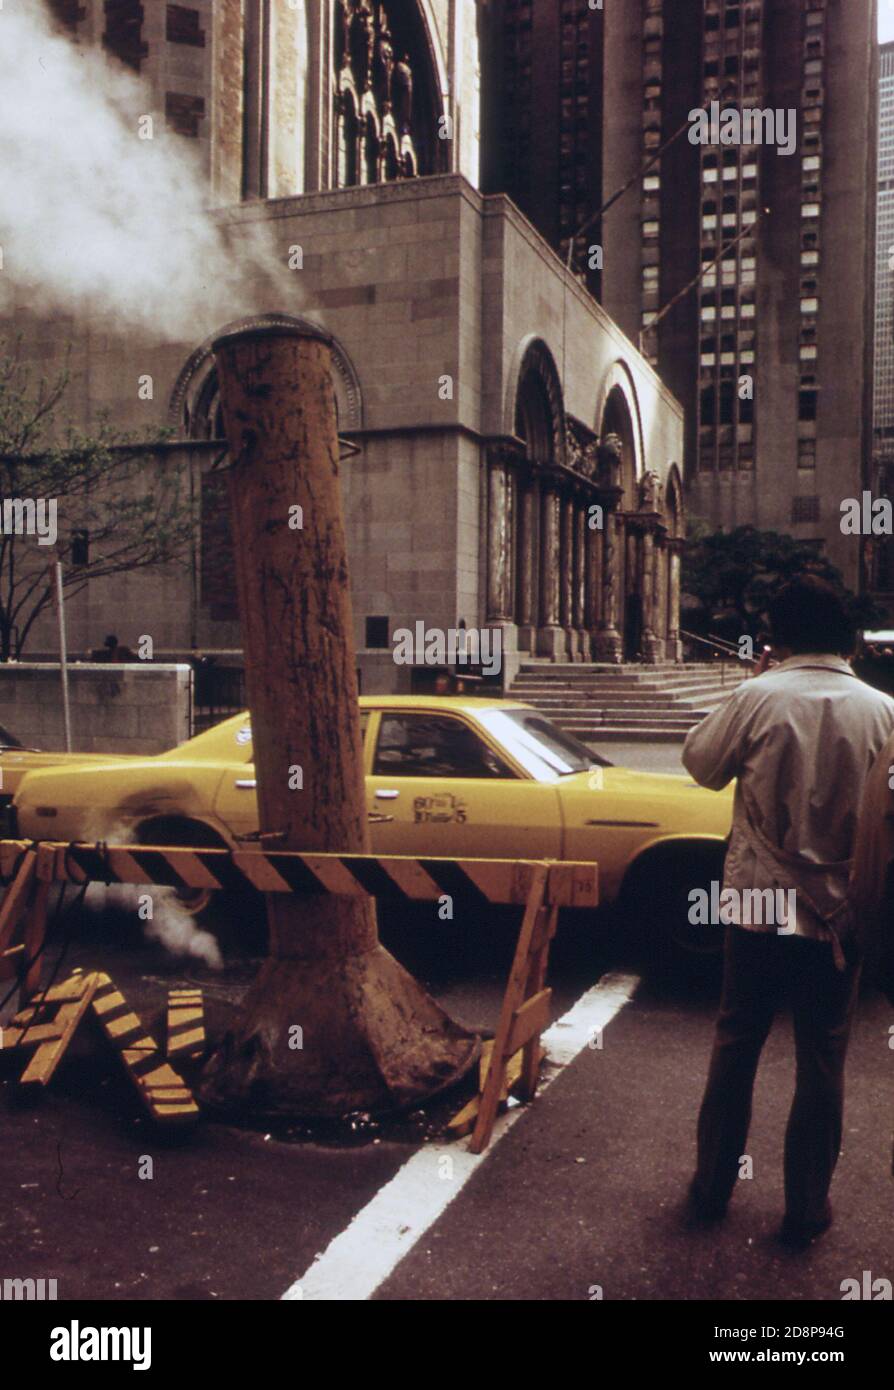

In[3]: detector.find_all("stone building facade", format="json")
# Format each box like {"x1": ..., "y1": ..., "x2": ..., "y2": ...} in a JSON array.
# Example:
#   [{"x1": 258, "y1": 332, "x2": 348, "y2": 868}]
[{"x1": 13, "y1": 0, "x2": 685, "y2": 692}]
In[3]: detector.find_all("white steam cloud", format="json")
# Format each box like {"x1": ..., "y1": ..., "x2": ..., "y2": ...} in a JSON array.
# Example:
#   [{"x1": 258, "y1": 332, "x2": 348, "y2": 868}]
[
  {"x1": 0, "y1": 1, "x2": 284, "y2": 341},
  {"x1": 80, "y1": 815, "x2": 223, "y2": 969},
  {"x1": 85, "y1": 882, "x2": 224, "y2": 971}
]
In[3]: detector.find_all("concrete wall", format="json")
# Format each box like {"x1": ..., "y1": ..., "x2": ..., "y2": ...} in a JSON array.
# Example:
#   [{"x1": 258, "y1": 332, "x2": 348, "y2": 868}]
[{"x1": 0, "y1": 664, "x2": 192, "y2": 756}]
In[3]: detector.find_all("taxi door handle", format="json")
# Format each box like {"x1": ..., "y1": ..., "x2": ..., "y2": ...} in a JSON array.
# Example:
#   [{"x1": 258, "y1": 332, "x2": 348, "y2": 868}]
[
  {"x1": 367, "y1": 811, "x2": 394, "y2": 823},
  {"x1": 234, "y1": 779, "x2": 257, "y2": 790},
  {"x1": 375, "y1": 789, "x2": 400, "y2": 800}
]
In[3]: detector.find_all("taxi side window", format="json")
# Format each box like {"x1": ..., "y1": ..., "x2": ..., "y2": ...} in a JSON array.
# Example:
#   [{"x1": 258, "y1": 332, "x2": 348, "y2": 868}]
[{"x1": 373, "y1": 715, "x2": 514, "y2": 779}]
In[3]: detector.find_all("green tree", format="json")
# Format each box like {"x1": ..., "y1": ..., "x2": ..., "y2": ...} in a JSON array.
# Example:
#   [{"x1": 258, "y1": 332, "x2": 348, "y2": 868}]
[
  {"x1": 682, "y1": 522, "x2": 887, "y2": 647},
  {"x1": 0, "y1": 342, "x2": 194, "y2": 660}
]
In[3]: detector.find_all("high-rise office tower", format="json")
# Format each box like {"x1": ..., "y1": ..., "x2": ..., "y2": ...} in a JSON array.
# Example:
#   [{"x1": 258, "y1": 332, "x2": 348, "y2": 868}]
[
  {"x1": 486, "y1": 1, "x2": 878, "y2": 591},
  {"x1": 872, "y1": 38, "x2": 894, "y2": 596},
  {"x1": 603, "y1": 0, "x2": 877, "y2": 590},
  {"x1": 480, "y1": 0, "x2": 604, "y2": 297}
]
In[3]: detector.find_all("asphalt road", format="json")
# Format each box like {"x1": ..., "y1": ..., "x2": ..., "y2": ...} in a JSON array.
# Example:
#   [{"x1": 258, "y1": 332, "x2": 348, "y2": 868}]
[{"x1": 2, "y1": 899, "x2": 892, "y2": 1305}]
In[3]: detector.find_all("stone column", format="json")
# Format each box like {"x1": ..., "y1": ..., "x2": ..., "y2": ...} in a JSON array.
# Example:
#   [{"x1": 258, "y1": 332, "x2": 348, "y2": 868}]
[
  {"x1": 486, "y1": 455, "x2": 513, "y2": 623},
  {"x1": 573, "y1": 503, "x2": 588, "y2": 661},
  {"x1": 667, "y1": 540, "x2": 683, "y2": 662},
  {"x1": 640, "y1": 527, "x2": 662, "y2": 663},
  {"x1": 560, "y1": 495, "x2": 574, "y2": 641},
  {"x1": 586, "y1": 514, "x2": 603, "y2": 647},
  {"x1": 537, "y1": 487, "x2": 565, "y2": 659},
  {"x1": 517, "y1": 480, "x2": 537, "y2": 652},
  {"x1": 594, "y1": 502, "x2": 623, "y2": 663},
  {"x1": 653, "y1": 536, "x2": 668, "y2": 663}
]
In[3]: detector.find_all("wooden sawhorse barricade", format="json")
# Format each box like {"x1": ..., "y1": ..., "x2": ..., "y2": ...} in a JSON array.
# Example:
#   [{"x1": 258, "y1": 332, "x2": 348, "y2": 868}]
[{"x1": 0, "y1": 840, "x2": 597, "y2": 1147}]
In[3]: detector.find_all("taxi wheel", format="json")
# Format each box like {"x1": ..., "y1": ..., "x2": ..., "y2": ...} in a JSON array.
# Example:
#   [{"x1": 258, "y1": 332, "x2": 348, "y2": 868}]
[
  {"x1": 621, "y1": 845, "x2": 726, "y2": 972},
  {"x1": 134, "y1": 818, "x2": 266, "y2": 952}
]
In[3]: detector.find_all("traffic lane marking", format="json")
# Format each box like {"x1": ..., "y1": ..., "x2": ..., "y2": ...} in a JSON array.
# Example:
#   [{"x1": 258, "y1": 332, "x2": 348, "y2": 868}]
[{"x1": 281, "y1": 971, "x2": 639, "y2": 1302}]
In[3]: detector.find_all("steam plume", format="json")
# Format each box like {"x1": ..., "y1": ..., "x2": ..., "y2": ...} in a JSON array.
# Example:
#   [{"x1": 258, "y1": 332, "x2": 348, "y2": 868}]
[{"x1": 0, "y1": 1, "x2": 283, "y2": 341}]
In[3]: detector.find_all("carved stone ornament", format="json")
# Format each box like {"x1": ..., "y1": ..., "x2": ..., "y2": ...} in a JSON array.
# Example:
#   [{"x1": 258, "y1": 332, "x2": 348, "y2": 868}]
[
  {"x1": 597, "y1": 432, "x2": 623, "y2": 489},
  {"x1": 566, "y1": 418, "x2": 600, "y2": 480},
  {"x1": 639, "y1": 469, "x2": 662, "y2": 512}
]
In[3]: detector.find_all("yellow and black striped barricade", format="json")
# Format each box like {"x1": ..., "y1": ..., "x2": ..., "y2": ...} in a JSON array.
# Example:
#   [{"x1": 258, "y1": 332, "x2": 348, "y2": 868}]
[
  {"x1": 0, "y1": 841, "x2": 596, "y2": 910},
  {"x1": 0, "y1": 967, "x2": 198, "y2": 1123},
  {"x1": 166, "y1": 987, "x2": 205, "y2": 1063},
  {"x1": 89, "y1": 973, "x2": 199, "y2": 1123},
  {"x1": 0, "y1": 840, "x2": 598, "y2": 1146}
]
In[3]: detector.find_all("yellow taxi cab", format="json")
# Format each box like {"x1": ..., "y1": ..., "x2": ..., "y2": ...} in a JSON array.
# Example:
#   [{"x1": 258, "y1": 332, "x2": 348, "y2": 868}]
[{"x1": 4, "y1": 697, "x2": 733, "y2": 956}]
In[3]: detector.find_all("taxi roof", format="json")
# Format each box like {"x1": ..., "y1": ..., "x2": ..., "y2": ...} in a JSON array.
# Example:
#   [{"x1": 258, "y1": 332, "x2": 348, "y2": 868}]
[{"x1": 357, "y1": 694, "x2": 530, "y2": 714}]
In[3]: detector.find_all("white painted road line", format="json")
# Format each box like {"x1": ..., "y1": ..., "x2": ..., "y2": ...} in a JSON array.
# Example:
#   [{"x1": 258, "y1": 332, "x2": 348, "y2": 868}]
[{"x1": 282, "y1": 971, "x2": 640, "y2": 1302}]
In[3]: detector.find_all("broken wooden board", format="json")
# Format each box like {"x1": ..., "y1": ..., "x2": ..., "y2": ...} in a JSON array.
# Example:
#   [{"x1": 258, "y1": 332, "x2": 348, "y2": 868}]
[
  {"x1": 18, "y1": 972, "x2": 101, "y2": 1085},
  {"x1": 447, "y1": 1040, "x2": 546, "y2": 1139},
  {"x1": 90, "y1": 974, "x2": 199, "y2": 1124},
  {"x1": 166, "y1": 987, "x2": 205, "y2": 1062}
]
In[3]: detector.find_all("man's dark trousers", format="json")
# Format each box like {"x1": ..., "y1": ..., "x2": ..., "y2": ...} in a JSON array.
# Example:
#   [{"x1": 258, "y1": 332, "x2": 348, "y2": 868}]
[{"x1": 692, "y1": 925, "x2": 862, "y2": 1224}]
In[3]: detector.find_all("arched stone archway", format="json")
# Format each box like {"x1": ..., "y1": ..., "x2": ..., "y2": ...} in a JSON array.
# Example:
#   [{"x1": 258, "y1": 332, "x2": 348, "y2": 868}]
[
  {"x1": 600, "y1": 383, "x2": 638, "y2": 510},
  {"x1": 169, "y1": 312, "x2": 363, "y2": 624},
  {"x1": 169, "y1": 312, "x2": 363, "y2": 437},
  {"x1": 593, "y1": 377, "x2": 639, "y2": 662},
  {"x1": 488, "y1": 338, "x2": 589, "y2": 663}
]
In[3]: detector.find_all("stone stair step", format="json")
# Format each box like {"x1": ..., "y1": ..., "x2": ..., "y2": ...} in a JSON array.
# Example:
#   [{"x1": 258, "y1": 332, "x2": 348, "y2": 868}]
[{"x1": 508, "y1": 659, "x2": 745, "y2": 744}]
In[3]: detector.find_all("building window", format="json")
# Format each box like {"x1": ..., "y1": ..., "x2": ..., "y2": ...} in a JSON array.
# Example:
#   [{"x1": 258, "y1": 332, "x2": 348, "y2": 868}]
[
  {"x1": 165, "y1": 91, "x2": 205, "y2": 138},
  {"x1": 365, "y1": 616, "x2": 390, "y2": 649},
  {"x1": 71, "y1": 529, "x2": 89, "y2": 567},
  {"x1": 166, "y1": 4, "x2": 204, "y2": 46},
  {"x1": 334, "y1": 0, "x2": 436, "y2": 189},
  {"x1": 799, "y1": 389, "x2": 818, "y2": 421},
  {"x1": 48, "y1": 1, "x2": 86, "y2": 28},
  {"x1": 102, "y1": 0, "x2": 148, "y2": 72},
  {"x1": 792, "y1": 496, "x2": 820, "y2": 524}
]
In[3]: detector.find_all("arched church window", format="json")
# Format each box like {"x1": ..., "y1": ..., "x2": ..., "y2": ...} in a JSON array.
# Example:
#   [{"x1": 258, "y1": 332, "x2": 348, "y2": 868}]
[
  {"x1": 334, "y1": 0, "x2": 440, "y2": 189},
  {"x1": 383, "y1": 135, "x2": 399, "y2": 182},
  {"x1": 516, "y1": 372, "x2": 554, "y2": 465},
  {"x1": 337, "y1": 93, "x2": 360, "y2": 188},
  {"x1": 363, "y1": 115, "x2": 379, "y2": 185}
]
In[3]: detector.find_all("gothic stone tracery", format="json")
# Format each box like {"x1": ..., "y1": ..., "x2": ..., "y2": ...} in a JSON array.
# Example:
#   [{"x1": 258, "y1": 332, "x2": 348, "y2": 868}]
[
  {"x1": 485, "y1": 371, "x2": 683, "y2": 665},
  {"x1": 335, "y1": 1, "x2": 428, "y2": 188}
]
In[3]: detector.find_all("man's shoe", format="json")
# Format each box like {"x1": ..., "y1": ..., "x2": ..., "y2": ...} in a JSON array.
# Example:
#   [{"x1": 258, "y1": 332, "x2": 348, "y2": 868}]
[
  {"x1": 682, "y1": 1181, "x2": 728, "y2": 1229},
  {"x1": 777, "y1": 1203, "x2": 833, "y2": 1250}
]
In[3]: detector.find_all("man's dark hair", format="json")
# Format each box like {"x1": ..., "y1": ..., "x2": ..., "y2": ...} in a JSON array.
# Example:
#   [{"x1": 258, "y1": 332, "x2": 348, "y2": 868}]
[
  {"x1": 104, "y1": 634, "x2": 118, "y2": 647},
  {"x1": 768, "y1": 575, "x2": 856, "y2": 656}
]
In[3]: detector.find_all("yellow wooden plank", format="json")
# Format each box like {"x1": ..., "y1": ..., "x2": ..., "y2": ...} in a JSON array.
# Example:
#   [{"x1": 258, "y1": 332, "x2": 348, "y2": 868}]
[
  {"x1": 89, "y1": 976, "x2": 199, "y2": 1124},
  {"x1": 230, "y1": 851, "x2": 294, "y2": 893},
  {"x1": 373, "y1": 858, "x2": 443, "y2": 901},
  {"x1": 0, "y1": 850, "x2": 36, "y2": 957},
  {"x1": 545, "y1": 861, "x2": 598, "y2": 908},
  {"x1": 1, "y1": 1021, "x2": 65, "y2": 1049},
  {"x1": 0, "y1": 942, "x2": 24, "y2": 981},
  {"x1": 22, "y1": 879, "x2": 49, "y2": 1000},
  {"x1": 9, "y1": 970, "x2": 86, "y2": 1019},
  {"x1": 168, "y1": 1026, "x2": 205, "y2": 1056},
  {"x1": 19, "y1": 974, "x2": 100, "y2": 1086},
  {"x1": 506, "y1": 988, "x2": 552, "y2": 1058},
  {"x1": 448, "y1": 1044, "x2": 545, "y2": 1138},
  {"x1": 469, "y1": 864, "x2": 549, "y2": 1154}
]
